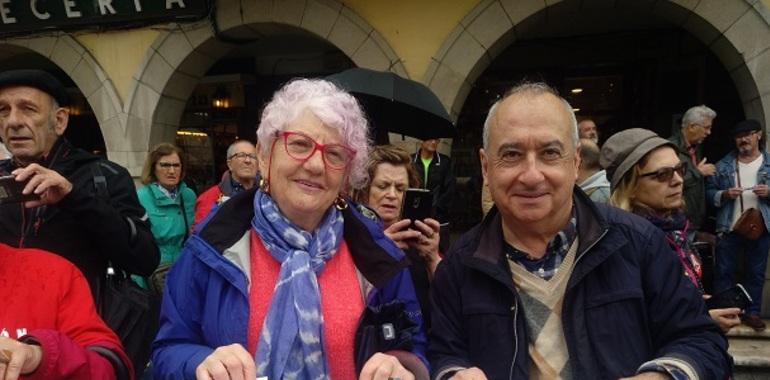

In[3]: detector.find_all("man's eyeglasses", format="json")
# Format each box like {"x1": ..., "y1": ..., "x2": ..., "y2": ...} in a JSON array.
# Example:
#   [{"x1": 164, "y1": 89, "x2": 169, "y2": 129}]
[
  {"x1": 278, "y1": 131, "x2": 355, "y2": 170},
  {"x1": 639, "y1": 162, "x2": 685, "y2": 182},
  {"x1": 157, "y1": 162, "x2": 181, "y2": 170},
  {"x1": 228, "y1": 152, "x2": 257, "y2": 161}
]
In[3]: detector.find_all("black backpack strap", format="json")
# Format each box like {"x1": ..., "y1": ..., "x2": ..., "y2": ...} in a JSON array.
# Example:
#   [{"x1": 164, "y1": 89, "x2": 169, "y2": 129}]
[
  {"x1": 90, "y1": 162, "x2": 139, "y2": 244},
  {"x1": 90, "y1": 162, "x2": 109, "y2": 199},
  {"x1": 88, "y1": 345, "x2": 130, "y2": 380}
]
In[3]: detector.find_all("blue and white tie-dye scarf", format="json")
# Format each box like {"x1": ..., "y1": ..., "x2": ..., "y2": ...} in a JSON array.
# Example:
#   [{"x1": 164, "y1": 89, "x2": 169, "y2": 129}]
[{"x1": 252, "y1": 190, "x2": 344, "y2": 380}]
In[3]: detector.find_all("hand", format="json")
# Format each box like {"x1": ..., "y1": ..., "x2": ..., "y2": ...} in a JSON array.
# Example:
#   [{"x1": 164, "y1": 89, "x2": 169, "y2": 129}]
[
  {"x1": 708, "y1": 307, "x2": 742, "y2": 332},
  {"x1": 384, "y1": 219, "x2": 421, "y2": 250},
  {"x1": 408, "y1": 218, "x2": 441, "y2": 276},
  {"x1": 696, "y1": 158, "x2": 715, "y2": 176},
  {"x1": 0, "y1": 337, "x2": 43, "y2": 380},
  {"x1": 449, "y1": 367, "x2": 488, "y2": 380},
  {"x1": 722, "y1": 187, "x2": 743, "y2": 200},
  {"x1": 753, "y1": 184, "x2": 770, "y2": 198},
  {"x1": 195, "y1": 344, "x2": 256, "y2": 380},
  {"x1": 619, "y1": 372, "x2": 670, "y2": 379},
  {"x1": 359, "y1": 352, "x2": 414, "y2": 380},
  {"x1": 11, "y1": 164, "x2": 73, "y2": 207}
]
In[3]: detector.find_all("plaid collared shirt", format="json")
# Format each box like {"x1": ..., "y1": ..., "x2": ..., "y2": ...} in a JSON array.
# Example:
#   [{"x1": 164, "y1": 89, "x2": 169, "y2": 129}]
[{"x1": 505, "y1": 208, "x2": 577, "y2": 281}]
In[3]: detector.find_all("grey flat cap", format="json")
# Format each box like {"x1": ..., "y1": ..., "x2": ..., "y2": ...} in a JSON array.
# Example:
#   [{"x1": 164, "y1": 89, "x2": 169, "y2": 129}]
[{"x1": 600, "y1": 128, "x2": 675, "y2": 190}]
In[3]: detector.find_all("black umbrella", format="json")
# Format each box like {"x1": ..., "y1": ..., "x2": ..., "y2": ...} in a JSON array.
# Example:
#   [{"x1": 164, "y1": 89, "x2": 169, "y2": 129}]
[{"x1": 326, "y1": 68, "x2": 455, "y2": 143}]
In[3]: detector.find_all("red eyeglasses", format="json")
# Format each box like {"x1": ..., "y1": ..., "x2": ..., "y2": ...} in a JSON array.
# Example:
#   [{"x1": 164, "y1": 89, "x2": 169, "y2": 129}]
[{"x1": 277, "y1": 131, "x2": 355, "y2": 170}]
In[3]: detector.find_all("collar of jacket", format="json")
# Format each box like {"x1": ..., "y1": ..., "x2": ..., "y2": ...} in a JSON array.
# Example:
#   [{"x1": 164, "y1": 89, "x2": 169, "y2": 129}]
[
  {"x1": 412, "y1": 150, "x2": 441, "y2": 166},
  {"x1": 217, "y1": 171, "x2": 234, "y2": 195},
  {"x1": 721, "y1": 149, "x2": 770, "y2": 169},
  {"x1": 197, "y1": 188, "x2": 409, "y2": 289},
  {"x1": 0, "y1": 137, "x2": 93, "y2": 174},
  {"x1": 462, "y1": 186, "x2": 611, "y2": 293},
  {"x1": 42, "y1": 138, "x2": 101, "y2": 174},
  {"x1": 669, "y1": 129, "x2": 689, "y2": 151},
  {"x1": 147, "y1": 182, "x2": 190, "y2": 206}
]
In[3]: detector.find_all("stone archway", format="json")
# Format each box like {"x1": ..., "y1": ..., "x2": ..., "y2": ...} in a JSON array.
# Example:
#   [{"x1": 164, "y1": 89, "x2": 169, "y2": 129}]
[
  {"x1": 124, "y1": 0, "x2": 406, "y2": 175},
  {"x1": 425, "y1": 0, "x2": 770, "y2": 129},
  {"x1": 0, "y1": 34, "x2": 125, "y2": 161}
]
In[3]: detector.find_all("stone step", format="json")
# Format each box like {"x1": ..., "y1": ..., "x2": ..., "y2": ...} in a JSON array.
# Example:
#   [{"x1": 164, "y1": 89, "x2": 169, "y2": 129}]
[
  {"x1": 727, "y1": 320, "x2": 770, "y2": 340},
  {"x1": 727, "y1": 319, "x2": 770, "y2": 378},
  {"x1": 728, "y1": 319, "x2": 770, "y2": 378},
  {"x1": 729, "y1": 337, "x2": 770, "y2": 368}
]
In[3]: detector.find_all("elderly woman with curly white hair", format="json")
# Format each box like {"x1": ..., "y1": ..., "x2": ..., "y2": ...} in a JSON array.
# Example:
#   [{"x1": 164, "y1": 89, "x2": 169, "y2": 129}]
[{"x1": 152, "y1": 79, "x2": 429, "y2": 380}]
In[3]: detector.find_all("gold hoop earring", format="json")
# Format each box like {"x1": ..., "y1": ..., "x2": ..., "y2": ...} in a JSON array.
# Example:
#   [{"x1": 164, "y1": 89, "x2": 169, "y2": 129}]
[
  {"x1": 259, "y1": 177, "x2": 270, "y2": 194},
  {"x1": 334, "y1": 195, "x2": 348, "y2": 211}
]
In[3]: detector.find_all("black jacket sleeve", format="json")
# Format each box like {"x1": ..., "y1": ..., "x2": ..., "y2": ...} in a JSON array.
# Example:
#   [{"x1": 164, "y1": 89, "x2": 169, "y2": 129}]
[
  {"x1": 434, "y1": 155, "x2": 456, "y2": 223},
  {"x1": 59, "y1": 160, "x2": 160, "y2": 276},
  {"x1": 428, "y1": 244, "x2": 473, "y2": 378}
]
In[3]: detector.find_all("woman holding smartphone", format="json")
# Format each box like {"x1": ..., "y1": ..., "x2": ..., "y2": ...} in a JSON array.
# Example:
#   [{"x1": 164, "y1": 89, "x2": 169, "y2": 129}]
[
  {"x1": 601, "y1": 129, "x2": 741, "y2": 332},
  {"x1": 356, "y1": 145, "x2": 441, "y2": 329}
]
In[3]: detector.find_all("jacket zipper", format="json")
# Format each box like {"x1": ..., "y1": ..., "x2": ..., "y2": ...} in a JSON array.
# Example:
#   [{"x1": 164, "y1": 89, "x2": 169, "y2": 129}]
[{"x1": 508, "y1": 300, "x2": 519, "y2": 380}]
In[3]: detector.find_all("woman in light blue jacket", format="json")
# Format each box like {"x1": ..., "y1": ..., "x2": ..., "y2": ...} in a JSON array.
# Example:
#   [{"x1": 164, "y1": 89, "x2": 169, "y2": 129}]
[{"x1": 136, "y1": 143, "x2": 196, "y2": 289}]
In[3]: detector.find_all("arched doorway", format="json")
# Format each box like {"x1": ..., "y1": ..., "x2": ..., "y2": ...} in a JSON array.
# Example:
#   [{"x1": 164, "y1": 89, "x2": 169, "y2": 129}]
[
  {"x1": 0, "y1": 37, "x2": 123, "y2": 159},
  {"x1": 429, "y1": 0, "x2": 770, "y2": 315},
  {"x1": 125, "y1": 0, "x2": 407, "y2": 185},
  {"x1": 426, "y1": 0, "x2": 768, "y2": 125}
]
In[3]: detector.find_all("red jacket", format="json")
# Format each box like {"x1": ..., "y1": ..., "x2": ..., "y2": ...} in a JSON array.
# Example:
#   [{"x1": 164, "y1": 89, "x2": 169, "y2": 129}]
[
  {"x1": 0, "y1": 244, "x2": 133, "y2": 379},
  {"x1": 193, "y1": 183, "x2": 224, "y2": 228},
  {"x1": 194, "y1": 171, "x2": 258, "y2": 228}
]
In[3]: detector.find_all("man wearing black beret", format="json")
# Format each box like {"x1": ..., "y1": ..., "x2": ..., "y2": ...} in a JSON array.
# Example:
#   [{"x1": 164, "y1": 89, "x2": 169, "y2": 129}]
[
  {"x1": 0, "y1": 69, "x2": 160, "y2": 307},
  {"x1": 706, "y1": 119, "x2": 769, "y2": 331}
]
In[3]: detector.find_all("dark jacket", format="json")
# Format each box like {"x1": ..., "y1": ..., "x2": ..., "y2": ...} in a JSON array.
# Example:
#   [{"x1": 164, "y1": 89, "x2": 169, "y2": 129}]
[
  {"x1": 429, "y1": 189, "x2": 729, "y2": 380},
  {"x1": 0, "y1": 138, "x2": 160, "y2": 292},
  {"x1": 669, "y1": 131, "x2": 707, "y2": 230},
  {"x1": 412, "y1": 152, "x2": 455, "y2": 223},
  {"x1": 152, "y1": 188, "x2": 429, "y2": 379}
]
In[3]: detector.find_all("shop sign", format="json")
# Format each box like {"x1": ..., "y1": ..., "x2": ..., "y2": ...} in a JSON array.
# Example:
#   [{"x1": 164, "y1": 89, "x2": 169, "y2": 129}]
[{"x1": 0, "y1": 0, "x2": 209, "y2": 37}]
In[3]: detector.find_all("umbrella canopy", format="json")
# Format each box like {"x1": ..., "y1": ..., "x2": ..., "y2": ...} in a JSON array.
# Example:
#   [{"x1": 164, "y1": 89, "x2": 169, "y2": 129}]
[{"x1": 326, "y1": 68, "x2": 455, "y2": 143}]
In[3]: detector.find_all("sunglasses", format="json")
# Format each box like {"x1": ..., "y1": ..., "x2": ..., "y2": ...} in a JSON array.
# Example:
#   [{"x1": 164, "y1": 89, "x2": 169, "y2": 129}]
[{"x1": 639, "y1": 162, "x2": 685, "y2": 182}]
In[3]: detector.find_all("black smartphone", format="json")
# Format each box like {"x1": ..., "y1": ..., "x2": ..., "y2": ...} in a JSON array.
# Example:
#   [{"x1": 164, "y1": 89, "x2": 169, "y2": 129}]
[
  {"x1": 401, "y1": 188, "x2": 432, "y2": 227},
  {"x1": 706, "y1": 284, "x2": 753, "y2": 310},
  {"x1": 0, "y1": 175, "x2": 37, "y2": 204}
]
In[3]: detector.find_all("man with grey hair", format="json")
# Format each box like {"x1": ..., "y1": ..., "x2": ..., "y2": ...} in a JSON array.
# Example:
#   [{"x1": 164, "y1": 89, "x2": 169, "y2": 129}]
[
  {"x1": 194, "y1": 139, "x2": 259, "y2": 227},
  {"x1": 578, "y1": 119, "x2": 599, "y2": 144},
  {"x1": 577, "y1": 138, "x2": 610, "y2": 203},
  {"x1": 429, "y1": 82, "x2": 728, "y2": 379},
  {"x1": 669, "y1": 105, "x2": 717, "y2": 232}
]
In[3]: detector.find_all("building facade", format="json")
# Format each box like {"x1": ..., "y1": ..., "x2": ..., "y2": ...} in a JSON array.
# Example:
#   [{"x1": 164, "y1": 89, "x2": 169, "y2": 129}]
[{"x1": 2, "y1": 0, "x2": 770, "y2": 313}]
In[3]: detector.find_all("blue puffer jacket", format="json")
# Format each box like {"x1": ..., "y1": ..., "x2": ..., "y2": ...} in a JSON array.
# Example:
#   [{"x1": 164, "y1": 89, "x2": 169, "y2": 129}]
[
  {"x1": 429, "y1": 188, "x2": 729, "y2": 380},
  {"x1": 706, "y1": 150, "x2": 770, "y2": 233},
  {"x1": 151, "y1": 188, "x2": 428, "y2": 379}
]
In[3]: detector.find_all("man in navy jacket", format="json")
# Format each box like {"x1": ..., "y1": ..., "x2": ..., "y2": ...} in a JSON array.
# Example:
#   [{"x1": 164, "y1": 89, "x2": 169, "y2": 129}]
[{"x1": 428, "y1": 82, "x2": 729, "y2": 380}]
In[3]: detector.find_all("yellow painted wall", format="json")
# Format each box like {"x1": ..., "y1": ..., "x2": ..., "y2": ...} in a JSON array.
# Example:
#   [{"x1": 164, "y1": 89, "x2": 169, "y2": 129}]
[
  {"x1": 344, "y1": 0, "x2": 476, "y2": 80},
  {"x1": 77, "y1": 29, "x2": 159, "y2": 103}
]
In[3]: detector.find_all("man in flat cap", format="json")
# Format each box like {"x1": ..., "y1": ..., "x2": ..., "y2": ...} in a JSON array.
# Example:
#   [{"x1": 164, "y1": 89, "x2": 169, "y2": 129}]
[
  {"x1": 0, "y1": 70, "x2": 159, "y2": 300},
  {"x1": 429, "y1": 82, "x2": 729, "y2": 379},
  {"x1": 706, "y1": 119, "x2": 770, "y2": 331}
]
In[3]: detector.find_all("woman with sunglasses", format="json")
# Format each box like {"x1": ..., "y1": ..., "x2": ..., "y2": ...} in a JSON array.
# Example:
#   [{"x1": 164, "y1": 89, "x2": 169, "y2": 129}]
[
  {"x1": 600, "y1": 128, "x2": 741, "y2": 332},
  {"x1": 152, "y1": 79, "x2": 428, "y2": 380}
]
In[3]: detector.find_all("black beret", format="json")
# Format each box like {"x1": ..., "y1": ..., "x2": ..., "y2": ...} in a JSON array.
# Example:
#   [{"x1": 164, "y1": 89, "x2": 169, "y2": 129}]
[
  {"x1": 732, "y1": 119, "x2": 762, "y2": 136},
  {"x1": 0, "y1": 69, "x2": 70, "y2": 106}
]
